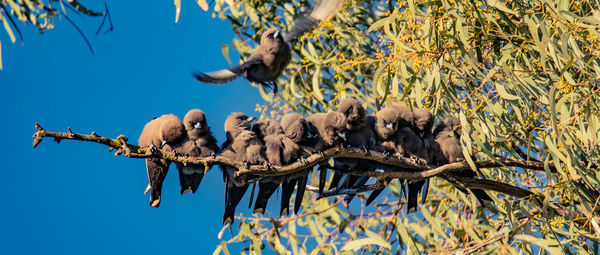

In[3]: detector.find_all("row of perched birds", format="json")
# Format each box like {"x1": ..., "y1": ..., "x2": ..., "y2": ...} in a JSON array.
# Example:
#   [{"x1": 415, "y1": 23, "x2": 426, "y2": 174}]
[{"x1": 138, "y1": 98, "x2": 492, "y2": 224}]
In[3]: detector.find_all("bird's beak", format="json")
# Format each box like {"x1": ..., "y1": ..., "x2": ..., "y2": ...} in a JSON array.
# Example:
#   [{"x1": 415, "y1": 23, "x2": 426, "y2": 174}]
[
  {"x1": 160, "y1": 140, "x2": 167, "y2": 149},
  {"x1": 194, "y1": 122, "x2": 201, "y2": 129},
  {"x1": 247, "y1": 117, "x2": 256, "y2": 122},
  {"x1": 337, "y1": 132, "x2": 347, "y2": 141},
  {"x1": 273, "y1": 30, "x2": 280, "y2": 38},
  {"x1": 385, "y1": 122, "x2": 394, "y2": 130}
]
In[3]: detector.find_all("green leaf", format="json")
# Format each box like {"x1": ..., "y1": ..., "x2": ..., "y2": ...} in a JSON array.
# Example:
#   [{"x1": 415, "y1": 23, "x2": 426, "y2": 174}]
[
  {"x1": 196, "y1": 0, "x2": 209, "y2": 11},
  {"x1": 340, "y1": 237, "x2": 391, "y2": 251},
  {"x1": 312, "y1": 65, "x2": 324, "y2": 101},
  {"x1": 1, "y1": 14, "x2": 16, "y2": 43},
  {"x1": 514, "y1": 235, "x2": 564, "y2": 255},
  {"x1": 174, "y1": 0, "x2": 181, "y2": 23},
  {"x1": 67, "y1": 0, "x2": 104, "y2": 16}
]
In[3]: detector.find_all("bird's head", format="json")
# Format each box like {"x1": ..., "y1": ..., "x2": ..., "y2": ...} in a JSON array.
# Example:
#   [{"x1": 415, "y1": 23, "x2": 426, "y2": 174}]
[
  {"x1": 262, "y1": 28, "x2": 284, "y2": 44},
  {"x1": 224, "y1": 112, "x2": 254, "y2": 140},
  {"x1": 158, "y1": 114, "x2": 184, "y2": 149}
]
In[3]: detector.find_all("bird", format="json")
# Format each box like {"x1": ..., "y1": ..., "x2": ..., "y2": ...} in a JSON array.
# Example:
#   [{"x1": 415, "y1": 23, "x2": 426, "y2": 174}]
[
  {"x1": 283, "y1": 111, "x2": 346, "y2": 213},
  {"x1": 250, "y1": 119, "x2": 302, "y2": 214},
  {"x1": 138, "y1": 114, "x2": 185, "y2": 207},
  {"x1": 402, "y1": 108, "x2": 434, "y2": 214},
  {"x1": 430, "y1": 117, "x2": 493, "y2": 205},
  {"x1": 172, "y1": 109, "x2": 219, "y2": 195},
  {"x1": 330, "y1": 98, "x2": 377, "y2": 203},
  {"x1": 192, "y1": 0, "x2": 344, "y2": 94},
  {"x1": 305, "y1": 111, "x2": 348, "y2": 153},
  {"x1": 219, "y1": 112, "x2": 266, "y2": 224},
  {"x1": 193, "y1": 28, "x2": 290, "y2": 94},
  {"x1": 364, "y1": 105, "x2": 435, "y2": 212},
  {"x1": 279, "y1": 113, "x2": 319, "y2": 216}
]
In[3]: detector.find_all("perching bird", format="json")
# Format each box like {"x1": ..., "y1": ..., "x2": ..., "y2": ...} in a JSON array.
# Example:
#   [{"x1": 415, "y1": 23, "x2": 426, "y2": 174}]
[
  {"x1": 193, "y1": 28, "x2": 291, "y2": 94},
  {"x1": 138, "y1": 114, "x2": 185, "y2": 207},
  {"x1": 220, "y1": 113, "x2": 265, "y2": 224},
  {"x1": 365, "y1": 105, "x2": 415, "y2": 206},
  {"x1": 172, "y1": 109, "x2": 219, "y2": 195},
  {"x1": 281, "y1": 111, "x2": 346, "y2": 213},
  {"x1": 193, "y1": 0, "x2": 344, "y2": 93},
  {"x1": 305, "y1": 111, "x2": 348, "y2": 153},
  {"x1": 403, "y1": 108, "x2": 434, "y2": 213},
  {"x1": 331, "y1": 98, "x2": 376, "y2": 202},
  {"x1": 280, "y1": 113, "x2": 318, "y2": 216},
  {"x1": 250, "y1": 119, "x2": 302, "y2": 214},
  {"x1": 431, "y1": 117, "x2": 493, "y2": 205}
]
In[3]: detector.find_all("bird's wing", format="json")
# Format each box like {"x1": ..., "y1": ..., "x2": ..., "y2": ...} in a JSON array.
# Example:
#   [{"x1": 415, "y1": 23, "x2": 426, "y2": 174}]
[
  {"x1": 285, "y1": 0, "x2": 344, "y2": 42},
  {"x1": 192, "y1": 58, "x2": 264, "y2": 84}
]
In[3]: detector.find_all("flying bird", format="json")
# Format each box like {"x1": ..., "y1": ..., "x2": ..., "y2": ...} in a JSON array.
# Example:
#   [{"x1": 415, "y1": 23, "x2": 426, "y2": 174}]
[
  {"x1": 193, "y1": 28, "x2": 291, "y2": 94},
  {"x1": 192, "y1": 0, "x2": 344, "y2": 93},
  {"x1": 220, "y1": 113, "x2": 266, "y2": 224},
  {"x1": 138, "y1": 114, "x2": 185, "y2": 207},
  {"x1": 173, "y1": 109, "x2": 219, "y2": 195}
]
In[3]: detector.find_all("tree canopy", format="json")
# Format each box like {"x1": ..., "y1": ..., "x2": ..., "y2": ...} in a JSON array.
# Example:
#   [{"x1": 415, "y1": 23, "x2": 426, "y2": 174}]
[
  {"x1": 204, "y1": 0, "x2": 600, "y2": 254},
  {"x1": 15, "y1": 0, "x2": 600, "y2": 254}
]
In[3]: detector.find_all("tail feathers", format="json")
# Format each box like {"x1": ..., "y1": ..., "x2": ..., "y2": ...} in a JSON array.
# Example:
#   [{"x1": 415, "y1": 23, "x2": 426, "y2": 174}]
[
  {"x1": 177, "y1": 165, "x2": 204, "y2": 194},
  {"x1": 366, "y1": 188, "x2": 385, "y2": 206},
  {"x1": 328, "y1": 172, "x2": 343, "y2": 191},
  {"x1": 223, "y1": 182, "x2": 249, "y2": 225},
  {"x1": 318, "y1": 166, "x2": 327, "y2": 193},
  {"x1": 254, "y1": 181, "x2": 280, "y2": 214},
  {"x1": 344, "y1": 176, "x2": 369, "y2": 203},
  {"x1": 421, "y1": 179, "x2": 430, "y2": 203},
  {"x1": 150, "y1": 187, "x2": 162, "y2": 208},
  {"x1": 280, "y1": 178, "x2": 297, "y2": 216},
  {"x1": 294, "y1": 174, "x2": 308, "y2": 215},
  {"x1": 193, "y1": 69, "x2": 240, "y2": 84},
  {"x1": 472, "y1": 189, "x2": 493, "y2": 206},
  {"x1": 406, "y1": 181, "x2": 425, "y2": 214}
]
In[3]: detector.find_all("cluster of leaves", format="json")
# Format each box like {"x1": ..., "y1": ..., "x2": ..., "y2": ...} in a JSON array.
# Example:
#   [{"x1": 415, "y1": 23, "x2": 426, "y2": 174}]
[
  {"x1": 193, "y1": 0, "x2": 600, "y2": 254},
  {"x1": 0, "y1": 0, "x2": 108, "y2": 69}
]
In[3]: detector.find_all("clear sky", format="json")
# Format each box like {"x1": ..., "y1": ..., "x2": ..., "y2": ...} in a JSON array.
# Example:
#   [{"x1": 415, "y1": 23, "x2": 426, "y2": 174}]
[{"x1": 1, "y1": 1, "x2": 266, "y2": 254}]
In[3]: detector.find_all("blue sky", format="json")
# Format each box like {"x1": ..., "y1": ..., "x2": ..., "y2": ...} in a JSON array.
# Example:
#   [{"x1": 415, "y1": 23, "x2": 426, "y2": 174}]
[{"x1": 1, "y1": 1, "x2": 265, "y2": 254}]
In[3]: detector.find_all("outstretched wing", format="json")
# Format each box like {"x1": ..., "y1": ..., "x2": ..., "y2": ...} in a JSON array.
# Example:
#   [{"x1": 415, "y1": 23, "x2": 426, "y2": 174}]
[
  {"x1": 192, "y1": 57, "x2": 264, "y2": 84},
  {"x1": 285, "y1": 0, "x2": 344, "y2": 42}
]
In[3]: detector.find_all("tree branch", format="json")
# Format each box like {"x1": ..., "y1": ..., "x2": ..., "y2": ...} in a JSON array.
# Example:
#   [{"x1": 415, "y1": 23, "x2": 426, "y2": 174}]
[
  {"x1": 33, "y1": 124, "x2": 587, "y2": 225},
  {"x1": 32, "y1": 124, "x2": 557, "y2": 179}
]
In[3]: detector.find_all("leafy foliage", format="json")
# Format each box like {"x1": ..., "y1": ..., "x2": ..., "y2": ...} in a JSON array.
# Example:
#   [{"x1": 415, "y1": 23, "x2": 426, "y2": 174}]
[
  {"x1": 198, "y1": 0, "x2": 600, "y2": 253},
  {"x1": 0, "y1": 0, "x2": 108, "y2": 69}
]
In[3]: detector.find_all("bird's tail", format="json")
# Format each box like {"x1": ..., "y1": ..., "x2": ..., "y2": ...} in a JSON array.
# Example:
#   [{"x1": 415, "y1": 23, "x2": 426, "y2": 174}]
[
  {"x1": 280, "y1": 177, "x2": 297, "y2": 216},
  {"x1": 406, "y1": 180, "x2": 425, "y2": 214},
  {"x1": 223, "y1": 179, "x2": 249, "y2": 225},
  {"x1": 177, "y1": 164, "x2": 204, "y2": 194},
  {"x1": 253, "y1": 181, "x2": 280, "y2": 214},
  {"x1": 193, "y1": 69, "x2": 240, "y2": 84},
  {"x1": 294, "y1": 172, "x2": 309, "y2": 215},
  {"x1": 344, "y1": 176, "x2": 369, "y2": 203}
]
